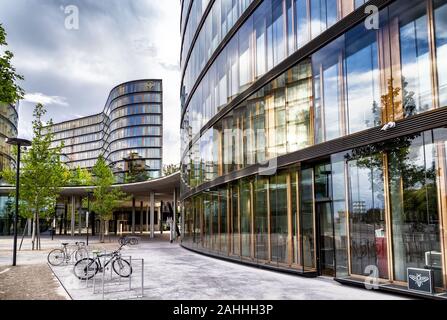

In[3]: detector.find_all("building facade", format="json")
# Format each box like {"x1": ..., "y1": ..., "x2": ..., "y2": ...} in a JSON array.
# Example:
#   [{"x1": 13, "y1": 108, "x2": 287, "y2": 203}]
[
  {"x1": 0, "y1": 103, "x2": 18, "y2": 234},
  {"x1": 180, "y1": 0, "x2": 447, "y2": 296},
  {"x1": 49, "y1": 80, "x2": 163, "y2": 180}
]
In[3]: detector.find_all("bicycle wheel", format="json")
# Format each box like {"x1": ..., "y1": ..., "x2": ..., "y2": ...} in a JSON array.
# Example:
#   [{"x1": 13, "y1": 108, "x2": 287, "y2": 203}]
[
  {"x1": 48, "y1": 249, "x2": 66, "y2": 266},
  {"x1": 129, "y1": 238, "x2": 138, "y2": 245},
  {"x1": 118, "y1": 237, "x2": 126, "y2": 245},
  {"x1": 112, "y1": 258, "x2": 132, "y2": 278},
  {"x1": 75, "y1": 248, "x2": 88, "y2": 261},
  {"x1": 74, "y1": 258, "x2": 99, "y2": 280}
]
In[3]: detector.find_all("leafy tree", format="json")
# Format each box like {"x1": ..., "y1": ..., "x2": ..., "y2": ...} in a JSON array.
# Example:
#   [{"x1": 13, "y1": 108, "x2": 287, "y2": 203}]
[
  {"x1": 68, "y1": 166, "x2": 92, "y2": 186},
  {"x1": 0, "y1": 23, "x2": 24, "y2": 104},
  {"x1": 90, "y1": 155, "x2": 127, "y2": 242},
  {"x1": 163, "y1": 164, "x2": 180, "y2": 176},
  {"x1": 1, "y1": 104, "x2": 68, "y2": 250}
]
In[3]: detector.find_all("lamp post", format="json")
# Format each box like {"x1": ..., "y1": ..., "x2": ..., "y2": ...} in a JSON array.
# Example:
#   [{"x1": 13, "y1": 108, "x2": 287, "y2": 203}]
[{"x1": 6, "y1": 137, "x2": 32, "y2": 267}]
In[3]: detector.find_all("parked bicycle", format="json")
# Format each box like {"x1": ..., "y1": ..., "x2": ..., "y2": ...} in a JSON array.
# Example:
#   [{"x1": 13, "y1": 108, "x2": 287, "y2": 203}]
[
  {"x1": 118, "y1": 236, "x2": 139, "y2": 246},
  {"x1": 48, "y1": 242, "x2": 88, "y2": 266},
  {"x1": 73, "y1": 244, "x2": 132, "y2": 280}
]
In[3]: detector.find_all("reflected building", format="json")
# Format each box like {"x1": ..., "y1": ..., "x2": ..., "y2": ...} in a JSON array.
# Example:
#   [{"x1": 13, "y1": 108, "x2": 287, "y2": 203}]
[
  {"x1": 0, "y1": 103, "x2": 18, "y2": 234},
  {"x1": 179, "y1": 0, "x2": 447, "y2": 297},
  {"x1": 49, "y1": 80, "x2": 163, "y2": 181}
]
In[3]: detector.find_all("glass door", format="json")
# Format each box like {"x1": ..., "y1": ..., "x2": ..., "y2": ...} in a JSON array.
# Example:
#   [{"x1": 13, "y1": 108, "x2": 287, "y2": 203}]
[{"x1": 314, "y1": 162, "x2": 336, "y2": 277}]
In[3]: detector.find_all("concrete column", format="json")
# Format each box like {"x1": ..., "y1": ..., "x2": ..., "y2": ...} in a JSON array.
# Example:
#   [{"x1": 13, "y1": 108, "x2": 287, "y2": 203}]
[
  {"x1": 64, "y1": 201, "x2": 68, "y2": 235},
  {"x1": 78, "y1": 197, "x2": 82, "y2": 235},
  {"x1": 146, "y1": 204, "x2": 149, "y2": 232},
  {"x1": 131, "y1": 197, "x2": 136, "y2": 234},
  {"x1": 150, "y1": 192, "x2": 155, "y2": 238},
  {"x1": 71, "y1": 195, "x2": 75, "y2": 236},
  {"x1": 181, "y1": 201, "x2": 185, "y2": 241},
  {"x1": 173, "y1": 189, "x2": 177, "y2": 240},
  {"x1": 140, "y1": 201, "x2": 143, "y2": 234},
  {"x1": 158, "y1": 204, "x2": 162, "y2": 234}
]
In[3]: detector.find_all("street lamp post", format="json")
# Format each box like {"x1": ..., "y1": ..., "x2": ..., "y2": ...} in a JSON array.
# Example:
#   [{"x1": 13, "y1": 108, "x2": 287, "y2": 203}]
[{"x1": 6, "y1": 137, "x2": 32, "y2": 267}]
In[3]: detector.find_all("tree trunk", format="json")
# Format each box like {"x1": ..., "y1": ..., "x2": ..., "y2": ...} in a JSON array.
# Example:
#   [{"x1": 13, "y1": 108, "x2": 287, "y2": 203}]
[
  {"x1": 36, "y1": 214, "x2": 41, "y2": 251},
  {"x1": 31, "y1": 214, "x2": 36, "y2": 251},
  {"x1": 99, "y1": 219, "x2": 105, "y2": 243},
  {"x1": 27, "y1": 218, "x2": 32, "y2": 236}
]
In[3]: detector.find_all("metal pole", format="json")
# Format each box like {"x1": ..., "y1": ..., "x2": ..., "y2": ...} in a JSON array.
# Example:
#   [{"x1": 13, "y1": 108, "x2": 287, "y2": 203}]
[{"x1": 12, "y1": 145, "x2": 21, "y2": 266}]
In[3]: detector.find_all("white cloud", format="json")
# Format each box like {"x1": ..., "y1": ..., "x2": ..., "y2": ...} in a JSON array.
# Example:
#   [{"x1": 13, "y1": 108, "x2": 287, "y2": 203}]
[{"x1": 24, "y1": 92, "x2": 69, "y2": 107}]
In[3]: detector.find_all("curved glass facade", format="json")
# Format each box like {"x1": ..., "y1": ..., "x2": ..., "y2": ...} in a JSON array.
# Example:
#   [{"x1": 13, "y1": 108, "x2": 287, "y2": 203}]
[
  {"x1": 0, "y1": 103, "x2": 18, "y2": 182},
  {"x1": 49, "y1": 80, "x2": 163, "y2": 180},
  {"x1": 181, "y1": 0, "x2": 447, "y2": 294}
]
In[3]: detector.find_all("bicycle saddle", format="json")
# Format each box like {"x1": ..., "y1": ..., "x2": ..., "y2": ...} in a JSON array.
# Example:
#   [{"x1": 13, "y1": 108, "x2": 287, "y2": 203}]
[{"x1": 61, "y1": 243, "x2": 69, "y2": 246}]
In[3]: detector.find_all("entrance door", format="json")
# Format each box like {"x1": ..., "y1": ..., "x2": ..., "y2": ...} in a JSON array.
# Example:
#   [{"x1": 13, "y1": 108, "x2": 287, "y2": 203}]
[{"x1": 314, "y1": 163, "x2": 336, "y2": 277}]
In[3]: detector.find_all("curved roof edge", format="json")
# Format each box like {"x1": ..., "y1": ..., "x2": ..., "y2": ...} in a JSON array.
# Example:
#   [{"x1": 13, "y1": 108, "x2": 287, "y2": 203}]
[{"x1": 0, "y1": 172, "x2": 180, "y2": 197}]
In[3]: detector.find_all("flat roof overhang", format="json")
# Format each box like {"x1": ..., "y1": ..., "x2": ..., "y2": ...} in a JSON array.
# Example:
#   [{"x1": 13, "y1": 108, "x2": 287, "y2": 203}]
[{"x1": 0, "y1": 172, "x2": 180, "y2": 198}]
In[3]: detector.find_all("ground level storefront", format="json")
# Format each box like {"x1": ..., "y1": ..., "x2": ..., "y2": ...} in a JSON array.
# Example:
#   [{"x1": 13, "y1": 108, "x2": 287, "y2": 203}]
[{"x1": 181, "y1": 128, "x2": 447, "y2": 298}]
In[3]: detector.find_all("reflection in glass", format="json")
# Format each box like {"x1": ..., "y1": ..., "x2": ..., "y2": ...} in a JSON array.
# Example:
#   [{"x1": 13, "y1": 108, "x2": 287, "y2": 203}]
[
  {"x1": 240, "y1": 179, "x2": 252, "y2": 258},
  {"x1": 254, "y1": 177, "x2": 269, "y2": 260},
  {"x1": 313, "y1": 38, "x2": 344, "y2": 143},
  {"x1": 388, "y1": 132, "x2": 441, "y2": 282},
  {"x1": 301, "y1": 168, "x2": 316, "y2": 270},
  {"x1": 394, "y1": 1, "x2": 432, "y2": 116},
  {"x1": 347, "y1": 153, "x2": 388, "y2": 279},
  {"x1": 270, "y1": 173, "x2": 289, "y2": 264},
  {"x1": 231, "y1": 186, "x2": 240, "y2": 256},
  {"x1": 434, "y1": 0, "x2": 447, "y2": 107},
  {"x1": 219, "y1": 188, "x2": 228, "y2": 253},
  {"x1": 331, "y1": 158, "x2": 348, "y2": 278},
  {"x1": 345, "y1": 25, "x2": 381, "y2": 134}
]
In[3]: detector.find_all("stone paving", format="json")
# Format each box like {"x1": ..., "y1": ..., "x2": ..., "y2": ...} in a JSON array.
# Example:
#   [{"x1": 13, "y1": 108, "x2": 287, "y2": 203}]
[{"x1": 0, "y1": 235, "x2": 408, "y2": 300}]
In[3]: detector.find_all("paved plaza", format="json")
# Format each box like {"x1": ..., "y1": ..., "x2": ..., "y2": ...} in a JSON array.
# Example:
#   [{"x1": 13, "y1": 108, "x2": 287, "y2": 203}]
[{"x1": 0, "y1": 235, "x2": 407, "y2": 300}]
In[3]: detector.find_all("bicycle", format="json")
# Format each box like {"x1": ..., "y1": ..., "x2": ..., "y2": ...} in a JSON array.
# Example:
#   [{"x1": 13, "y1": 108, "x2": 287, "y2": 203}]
[
  {"x1": 118, "y1": 236, "x2": 139, "y2": 246},
  {"x1": 47, "y1": 242, "x2": 88, "y2": 266},
  {"x1": 73, "y1": 244, "x2": 132, "y2": 280}
]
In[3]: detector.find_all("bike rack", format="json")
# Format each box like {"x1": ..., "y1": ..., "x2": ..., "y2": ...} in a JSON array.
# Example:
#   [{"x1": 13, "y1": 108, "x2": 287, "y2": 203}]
[{"x1": 90, "y1": 254, "x2": 145, "y2": 300}]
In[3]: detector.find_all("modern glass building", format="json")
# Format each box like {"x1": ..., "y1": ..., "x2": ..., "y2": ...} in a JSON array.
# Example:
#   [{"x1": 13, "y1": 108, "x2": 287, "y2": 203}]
[
  {"x1": 180, "y1": 0, "x2": 447, "y2": 296},
  {"x1": 0, "y1": 103, "x2": 18, "y2": 234},
  {"x1": 49, "y1": 80, "x2": 163, "y2": 180}
]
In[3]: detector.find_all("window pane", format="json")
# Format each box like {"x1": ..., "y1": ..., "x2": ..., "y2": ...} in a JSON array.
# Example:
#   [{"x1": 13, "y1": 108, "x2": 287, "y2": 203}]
[
  {"x1": 270, "y1": 172, "x2": 289, "y2": 264},
  {"x1": 434, "y1": 0, "x2": 447, "y2": 107},
  {"x1": 388, "y1": 132, "x2": 441, "y2": 282},
  {"x1": 254, "y1": 177, "x2": 269, "y2": 260}
]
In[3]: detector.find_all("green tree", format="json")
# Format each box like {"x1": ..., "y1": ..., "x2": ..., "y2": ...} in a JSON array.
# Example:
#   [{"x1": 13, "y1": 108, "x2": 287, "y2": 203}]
[
  {"x1": 68, "y1": 166, "x2": 92, "y2": 186},
  {"x1": 0, "y1": 23, "x2": 24, "y2": 104},
  {"x1": 90, "y1": 155, "x2": 127, "y2": 242},
  {"x1": 1, "y1": 104, "x2": 68, "y2": 250},
  {"x1": 163, "y1": 164, "x2": 180, "y2": 176}
]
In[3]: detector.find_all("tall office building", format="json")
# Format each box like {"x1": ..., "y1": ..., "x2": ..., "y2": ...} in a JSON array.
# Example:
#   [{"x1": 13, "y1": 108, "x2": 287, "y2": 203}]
[
  {"x1": 0, "y1": 103, "x2": 17, "y2": 175},
  {"x1": 49, "y1": 80, "x2": 163, "y2": 180},
  {"x1": 0, "y1": 103, "x2": 18, "y2": 234},
  {"x1": 180, "y1": 0, "x2": 447, "y2": 296}
]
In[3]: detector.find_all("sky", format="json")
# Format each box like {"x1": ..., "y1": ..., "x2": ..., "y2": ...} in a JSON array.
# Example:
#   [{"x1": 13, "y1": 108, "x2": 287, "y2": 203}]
[{"x1": 0, "y1": 0, "x2": 181, "y2": 165}]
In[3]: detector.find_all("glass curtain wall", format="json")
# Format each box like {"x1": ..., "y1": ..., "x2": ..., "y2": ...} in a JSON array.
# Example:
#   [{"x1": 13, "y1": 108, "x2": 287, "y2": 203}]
[
  {"x1": 254, "y1": 177, "x2": 269, "y2": 261},
  {"x1": 388, "y1": 131, "x2": 441, "y2": 283}
]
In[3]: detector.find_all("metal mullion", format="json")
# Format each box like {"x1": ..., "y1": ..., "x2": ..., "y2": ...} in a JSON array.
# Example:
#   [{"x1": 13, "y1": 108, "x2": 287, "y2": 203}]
[
  {"x1": 434, "y1": 141, "x2": 447, "y2": 289},
  {"x1": 286, "y1": 172, "x2": 294, "y2": 266},
  {"x1": 382, "y1": 153, "x2": 395, "y2": 282},
  {"x1": 427, "y1": 0, "x2": 440, "y2": 110}
]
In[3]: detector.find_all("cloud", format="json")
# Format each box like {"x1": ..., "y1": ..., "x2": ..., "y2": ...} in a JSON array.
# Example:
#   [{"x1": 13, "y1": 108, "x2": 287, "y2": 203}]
[
  {"x1": 159, "y1": 60, "x2": 180, "y2": 72},
  {"x1": 0, "y1": 0, "x2": 182, "y2": 165},
  {"x1": 24, "y1": 92, "x2": 69, "y2": 107}
]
